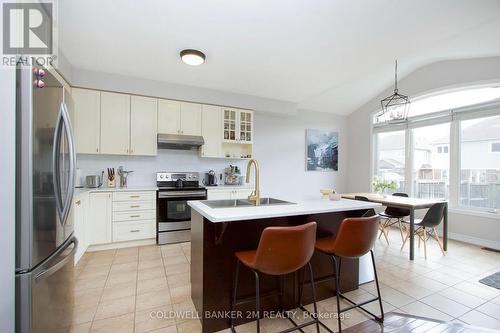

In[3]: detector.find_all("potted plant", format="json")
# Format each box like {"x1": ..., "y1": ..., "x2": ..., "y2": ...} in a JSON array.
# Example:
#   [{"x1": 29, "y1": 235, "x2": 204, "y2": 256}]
[{"x1": 372, "y1": 177, "x2": 397, "y2": 197}]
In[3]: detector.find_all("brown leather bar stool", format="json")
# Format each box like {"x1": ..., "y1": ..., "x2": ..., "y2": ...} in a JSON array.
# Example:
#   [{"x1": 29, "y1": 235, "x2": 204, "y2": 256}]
[
  {"x1": 230, "y1": 222, "x2": 319, "y2": 333},
  {"x1": 313, "y1": 215, "x2": 384, "y2": 333}
]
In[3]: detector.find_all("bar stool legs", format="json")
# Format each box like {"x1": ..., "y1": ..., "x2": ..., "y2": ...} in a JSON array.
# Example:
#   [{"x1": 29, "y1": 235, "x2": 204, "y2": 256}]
[
  {"x1": 331, "y1": 251, "x2": 384, "y2": 333},
  {"x1": 231, "y1": 260, "x2": 320, "y2": 333},
  {"x1": 309, "y1": 250, "x2": 384, "y2": 333},
  {"x1": 254, "y1": 270, "x2": 261, "y2": 333},
  {"x1": 230, "y1": 259, "x2": 240, "y2": 332}
]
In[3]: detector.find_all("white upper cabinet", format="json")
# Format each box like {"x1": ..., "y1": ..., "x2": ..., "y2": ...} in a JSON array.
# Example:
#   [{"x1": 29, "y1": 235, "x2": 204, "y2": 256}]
[
  {"x1": 238, "y1": 110, "x2": 253, "y2": 143},
  {"x1": 130, "y1": 96, "x2": 157, "y2": 156},
  {"x1": 180, "y1": 102, "x2": 202, "y2": 135},
  {"x1": 223, "y1": 108, "x2": 253, "y2": 143},
  {"x1": 201, "y1": 105, "x2": 221, "y2": 158},
  {"x1": 158, "y1": 99, "x2": 181, "y2": 134},
  {"x1": 158, "y1": 99, "x2": 202, "y2": 136},
  {"x1": 70, "y1": 87, "x2": 253, "y2": 158},
  {"x1": 72, "y1": 88, "x2": 101, "y2": 154},
  {"x1": 100, "y1": 92, "x2": 131, "y2": 155}
]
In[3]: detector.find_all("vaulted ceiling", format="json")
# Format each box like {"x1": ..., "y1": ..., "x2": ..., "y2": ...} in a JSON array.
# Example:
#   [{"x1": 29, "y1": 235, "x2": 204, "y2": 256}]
[{"x1": 59, "y1": 0, "x2": 500, "y2": 115}]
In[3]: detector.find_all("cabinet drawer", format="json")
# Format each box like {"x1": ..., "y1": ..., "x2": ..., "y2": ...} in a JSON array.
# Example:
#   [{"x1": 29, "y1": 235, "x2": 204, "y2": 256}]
[
  {"x1": 113, "y1": 220, "x2": 155, "y2": 242},
  {"x1": 113, "y1": 210, "x2": 156, "y2": 222},
  {"x1": 113, "y1": 191, "x2": 156, "y2": 202},
  {"x1": 113, "y1": 201, "x2": 155, "y2": 212},
  {"x1": 158, "y1": 230, "x2": 190, "y2": 244}
]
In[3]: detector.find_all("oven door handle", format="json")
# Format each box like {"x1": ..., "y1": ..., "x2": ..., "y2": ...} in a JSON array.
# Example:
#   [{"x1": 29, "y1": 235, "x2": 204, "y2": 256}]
[{"x1": 158, "y1": 191, "x2": 206, "y2": 198}]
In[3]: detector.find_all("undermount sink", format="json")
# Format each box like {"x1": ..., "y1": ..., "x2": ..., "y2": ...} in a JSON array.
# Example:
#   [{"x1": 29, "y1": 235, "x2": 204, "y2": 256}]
[{"x1": 202, "y1": 197, "x2": 295, "y2": 208}]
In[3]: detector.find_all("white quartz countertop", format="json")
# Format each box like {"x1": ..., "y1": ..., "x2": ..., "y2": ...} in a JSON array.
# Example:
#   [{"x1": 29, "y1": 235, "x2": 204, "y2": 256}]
[
  {"x1": 188, "y1": 198, "x2": 381, "y2": 223},
  {"x1": 74, "y1": 186, "x2": 158, "y2": 196},
  {"x1": 205, "y1": 184, "x2": 255, "y2": 190}
]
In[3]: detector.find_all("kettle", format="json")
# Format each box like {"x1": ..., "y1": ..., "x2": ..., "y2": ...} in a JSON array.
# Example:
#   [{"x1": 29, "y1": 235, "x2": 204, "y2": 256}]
[{"x1": 203, "y1": 170, "x2": 218, "y2": 186}]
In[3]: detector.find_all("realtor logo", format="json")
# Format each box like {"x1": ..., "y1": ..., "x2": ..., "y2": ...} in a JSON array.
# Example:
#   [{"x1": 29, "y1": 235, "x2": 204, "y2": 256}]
[{"x1": 2, "y1": 2, "x2": 53, "y2": 55}]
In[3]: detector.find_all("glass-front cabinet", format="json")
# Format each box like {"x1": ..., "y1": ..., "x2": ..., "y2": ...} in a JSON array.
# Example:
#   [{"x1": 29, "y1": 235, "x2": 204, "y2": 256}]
[
  {"x1": 223, "y1": 108, "x2": 237, "y2": 141},
  {"x1": 222, "y1": 108, "x2": 253, "y2": 143}
]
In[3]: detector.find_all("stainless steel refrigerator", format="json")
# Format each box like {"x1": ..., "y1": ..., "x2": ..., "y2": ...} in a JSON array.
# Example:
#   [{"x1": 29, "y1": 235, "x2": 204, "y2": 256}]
[{"x1": 15, "y1": 63, "x2": 77, "y2": 333}]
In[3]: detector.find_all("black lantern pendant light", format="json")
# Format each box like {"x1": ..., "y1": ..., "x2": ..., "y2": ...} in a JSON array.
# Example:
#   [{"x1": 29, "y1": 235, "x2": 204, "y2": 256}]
[{"x1": 378, "y1": 60, "x2": 411, "y2": 123}]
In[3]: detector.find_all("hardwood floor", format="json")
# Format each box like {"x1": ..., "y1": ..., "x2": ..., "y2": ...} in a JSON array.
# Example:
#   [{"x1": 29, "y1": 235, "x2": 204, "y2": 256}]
[{"x1": 344, "y1": 312, "x2": 500, "y2": 333}]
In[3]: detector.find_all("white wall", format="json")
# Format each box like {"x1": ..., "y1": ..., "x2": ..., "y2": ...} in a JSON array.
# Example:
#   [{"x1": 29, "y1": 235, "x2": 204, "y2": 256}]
[
  {"x1": 0, "y1": 57, "x2": 16, "y2": 333},
  {"x1": 347, "y1": 56, "x2": 500, "y2": 248},
  {"x1": 254, "y1": 110, "x2": 347, "y2": 201},
  {"x1": 76, "y1": 151, "x2": 247, "y2": 187},
  {"x1": 77, "y1": 109, "x2": 347, "y2": 201},
  {"x1": 72, "y1": 68, "x2": 297, "y2": 116}
]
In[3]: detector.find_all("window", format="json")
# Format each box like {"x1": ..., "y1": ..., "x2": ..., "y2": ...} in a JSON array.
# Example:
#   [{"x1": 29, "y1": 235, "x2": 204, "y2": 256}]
[
  {"x1": 373, "y1": 86, "x2": 500, "y2": 124},
  {"x1": 413, "y1": 123, "x2": 450, "y2": 199},
  {"x1": 375, "y1": 131, "x2": 406, "y2": 193},
  {"x1": 460, "y1": 115, "x2": 500, "y2": 210}
]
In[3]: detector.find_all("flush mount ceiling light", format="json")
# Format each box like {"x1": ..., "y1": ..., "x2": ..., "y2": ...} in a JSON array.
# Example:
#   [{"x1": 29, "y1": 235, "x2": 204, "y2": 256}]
[
  {"x1": 377, "y1": 60, "x2": 411, "y2": 123},
  {"x1": 180, "y1": 49, "x2": 206, "y2": 66}
]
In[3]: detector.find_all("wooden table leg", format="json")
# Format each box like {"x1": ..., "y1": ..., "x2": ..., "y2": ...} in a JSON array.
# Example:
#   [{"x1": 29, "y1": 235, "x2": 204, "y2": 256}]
[
  {"x1": 443, "y1": 202, "x2": 448, "y2": 251},
  {"x1": 409, "y1": 209, "x2": 415, "y2": 260}
]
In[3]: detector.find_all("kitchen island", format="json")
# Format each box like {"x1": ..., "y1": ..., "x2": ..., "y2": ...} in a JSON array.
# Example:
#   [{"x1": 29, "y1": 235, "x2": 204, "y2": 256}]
[{"x1": 188, "y1": 198, "x2": 380, "y2": 333}]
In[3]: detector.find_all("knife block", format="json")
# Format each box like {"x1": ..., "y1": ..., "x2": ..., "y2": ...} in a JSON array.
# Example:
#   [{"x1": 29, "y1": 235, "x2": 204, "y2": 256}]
[{"x1": 107, "y1": 179, "x2": 116, "y2": 188}]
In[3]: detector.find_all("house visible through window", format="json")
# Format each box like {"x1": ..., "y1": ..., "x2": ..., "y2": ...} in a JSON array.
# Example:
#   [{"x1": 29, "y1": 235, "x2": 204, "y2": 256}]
[
  {"x1": 460, "y1": 115, "x2": 500, "y2": 210},
  {"x1": 413, "y1": 124, "x2": 450, "y2": 199},
  {"x1": 492, "y1": 142, "x2": 500, "y2": 153},
  {"x1": 375, "y1": 131, "x2": 406, "y2": 193},
  {"x1": 436, "y1": 145, "x2": 449, "y2": 154}
]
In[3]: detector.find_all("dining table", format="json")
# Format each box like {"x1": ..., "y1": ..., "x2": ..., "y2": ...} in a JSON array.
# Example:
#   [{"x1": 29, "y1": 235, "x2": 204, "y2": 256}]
[{"x1": 341, "y1": 193, "x2": 448, "y2": 260}]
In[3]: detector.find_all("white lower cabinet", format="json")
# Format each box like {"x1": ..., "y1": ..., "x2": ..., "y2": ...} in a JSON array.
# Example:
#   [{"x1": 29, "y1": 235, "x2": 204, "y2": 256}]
[
  {"x1": 113, "y1": 221, "x2": 155, "y2": 242},
  {"x1": 79, "y1": 190, "x2": 156, "y2": 248},
  {"x1": 72, "y1": 193, "x2": 88, "y2": 264},
  {"x1": 88, "y1": 192, "x2": 113, "y2": 245},
  {"x1": 206, "y1": 187, "x2": 254, "y2": 200},
  {"x1": 111, "y1": 191, "x2": 156, "y2": 243}
]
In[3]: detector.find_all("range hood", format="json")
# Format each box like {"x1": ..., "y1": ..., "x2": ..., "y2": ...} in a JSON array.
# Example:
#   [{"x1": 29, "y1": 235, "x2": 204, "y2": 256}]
[{"x1": 157, "y1": 133, "x2": 205, "y2": 150}]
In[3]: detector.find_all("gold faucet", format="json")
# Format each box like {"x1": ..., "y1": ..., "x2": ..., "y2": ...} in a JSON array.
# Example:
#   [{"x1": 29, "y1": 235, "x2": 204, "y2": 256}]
[{"x1": 246, "y1": 159, "x2": 260, "y2": 206}]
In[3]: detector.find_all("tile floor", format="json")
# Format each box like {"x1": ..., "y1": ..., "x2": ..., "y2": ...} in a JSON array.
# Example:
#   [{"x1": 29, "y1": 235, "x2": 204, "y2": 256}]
[{"x1": 68, "y1": 229, "x2": 500, "y2": 333}]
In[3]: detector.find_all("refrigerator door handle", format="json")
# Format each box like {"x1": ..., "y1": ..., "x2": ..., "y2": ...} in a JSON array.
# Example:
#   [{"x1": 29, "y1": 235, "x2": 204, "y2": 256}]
[
  {"x1": 52, "y1": 102, "x2": 76, "y2": 226},
  {"x1": 34, "y1": 237, "x2": 78, "y2": 283},
  {"x1": 60, "y1": 102, "x2": 76, "y2": 226},
  {"x1": 52, "y1": 105, "x2": 65, "y2": 225}
]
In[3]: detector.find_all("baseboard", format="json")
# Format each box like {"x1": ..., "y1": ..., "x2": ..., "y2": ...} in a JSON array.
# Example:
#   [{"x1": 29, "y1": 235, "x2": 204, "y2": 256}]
[
  {"x1": 87, "y1": 238, "x2": 156, "y2": 252},
  {"x1": 448, "y1": 232, "x2": 500, "y2": 251}
]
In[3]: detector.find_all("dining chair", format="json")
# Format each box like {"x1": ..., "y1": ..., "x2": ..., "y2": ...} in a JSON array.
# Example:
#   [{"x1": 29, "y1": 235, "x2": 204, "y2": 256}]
[
  {"x1": 378, "y1": 193, "x2": 410, "y2": 243},
  {"x1": 354, "y1": 196, "x2": 389, "y2": 244},
  {"x1": 400, "y1": 202, "x2": 446, "y2": 259}
]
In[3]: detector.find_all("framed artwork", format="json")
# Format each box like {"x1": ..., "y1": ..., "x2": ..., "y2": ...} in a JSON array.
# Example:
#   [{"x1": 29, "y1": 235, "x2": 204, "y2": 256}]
[{"x1": 306, "y1": 129, "x2": 338, "y2": 171}]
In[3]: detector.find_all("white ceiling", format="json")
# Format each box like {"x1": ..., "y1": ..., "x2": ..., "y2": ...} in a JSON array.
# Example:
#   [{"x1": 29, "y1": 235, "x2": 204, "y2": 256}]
[{"x1": 59, "y1": 0, "x2": 500, "y2": 115}]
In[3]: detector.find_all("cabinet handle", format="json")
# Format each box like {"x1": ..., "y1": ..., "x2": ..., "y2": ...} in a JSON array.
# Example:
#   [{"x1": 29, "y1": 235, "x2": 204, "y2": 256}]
[
  {"x1": 130, "y1": 149, "x2": 133, "y2": 154},
  {"x1": 96, "y1": 148, "x2": 99, "y2": 152},
  {"x1": 130, "y1": 205, "x2": 140, "y2": 208},
  {"x1": 130, "y1": 195, "x2": 140, "y2": 198},
  {"x1": 75, "y1": 200, "x2": 81, "y2": 205},
  {"x1": 130, "y1": 229, "x2": 140, "y2": 233},
  {"x1": 126, "y1": 148, "x2": 129, "y2": 153},
  {"x1": 130, "y1": 215, "x2": 140, "y2": 218}
]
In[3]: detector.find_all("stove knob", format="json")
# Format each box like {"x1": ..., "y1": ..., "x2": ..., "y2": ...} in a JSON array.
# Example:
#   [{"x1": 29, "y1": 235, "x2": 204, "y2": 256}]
[
  {"x1": 188, "y1": 175, "x2": 192, "y2": 179},
  {"x1": 159, "y1": 174, "x2": 164, "y2": 179}
]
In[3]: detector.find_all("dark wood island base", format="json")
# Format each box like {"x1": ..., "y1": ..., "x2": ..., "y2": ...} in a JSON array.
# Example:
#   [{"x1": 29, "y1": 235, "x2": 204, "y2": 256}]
[{"x1": 190, "y1": 208, "x2": 373, "y2": 333}]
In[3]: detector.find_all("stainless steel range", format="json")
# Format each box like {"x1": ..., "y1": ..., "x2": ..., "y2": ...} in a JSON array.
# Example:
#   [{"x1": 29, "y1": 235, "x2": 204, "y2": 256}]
[{"x1": 156, "y1": 172, "x2": 207, "y2": 244}]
